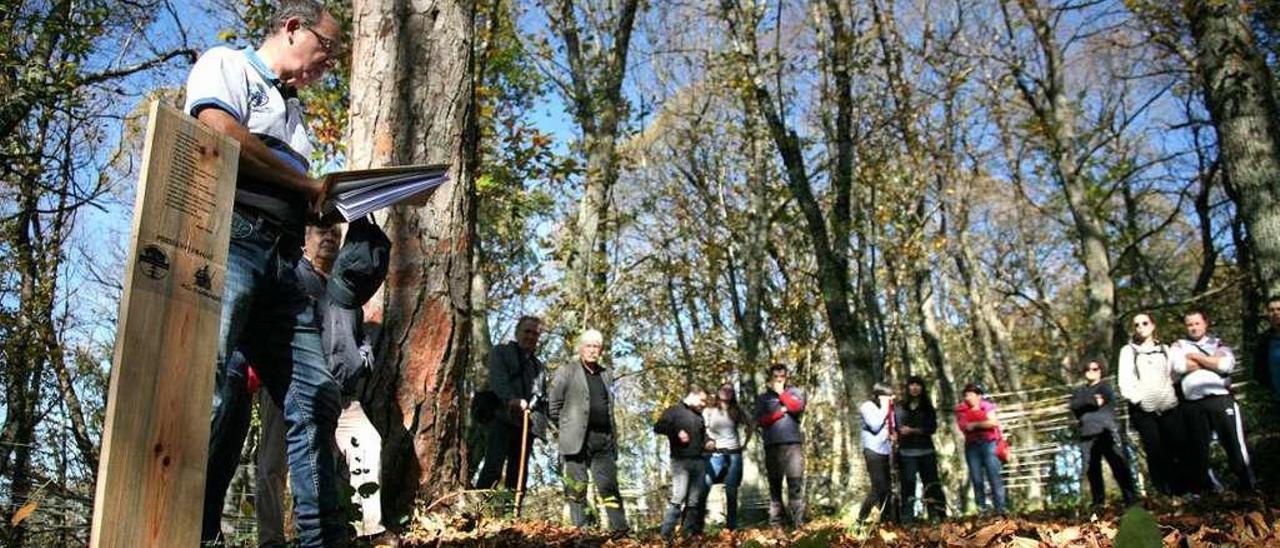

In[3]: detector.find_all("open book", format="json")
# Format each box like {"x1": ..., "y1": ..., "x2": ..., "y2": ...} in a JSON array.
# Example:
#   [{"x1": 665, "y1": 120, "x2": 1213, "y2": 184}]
[{"x1": 322, "y1": 164, "x2": 450, "y2": 222}]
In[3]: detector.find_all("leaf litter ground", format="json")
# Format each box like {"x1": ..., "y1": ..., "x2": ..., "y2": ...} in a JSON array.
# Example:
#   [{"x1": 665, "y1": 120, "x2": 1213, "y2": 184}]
[{"x1": 381, "y1": 496, "x2": 1279, "y2": 547}]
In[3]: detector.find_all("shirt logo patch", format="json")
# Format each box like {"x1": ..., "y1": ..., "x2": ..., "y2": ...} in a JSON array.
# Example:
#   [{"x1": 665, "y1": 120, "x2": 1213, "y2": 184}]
[{"x1": 248, "y1": 84, "x2": 269, "y2": 112}]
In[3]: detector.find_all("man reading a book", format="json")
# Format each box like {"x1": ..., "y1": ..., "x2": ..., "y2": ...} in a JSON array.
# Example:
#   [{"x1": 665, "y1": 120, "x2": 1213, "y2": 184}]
[{"x1": 183, "y1": 1, "x2": 348, "y2": 545}]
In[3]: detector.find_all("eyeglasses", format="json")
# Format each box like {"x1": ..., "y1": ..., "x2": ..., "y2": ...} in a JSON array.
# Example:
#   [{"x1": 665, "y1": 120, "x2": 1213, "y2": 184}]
[{"x1": 305, "y1": 27, "x2": 341, "y2": 59}]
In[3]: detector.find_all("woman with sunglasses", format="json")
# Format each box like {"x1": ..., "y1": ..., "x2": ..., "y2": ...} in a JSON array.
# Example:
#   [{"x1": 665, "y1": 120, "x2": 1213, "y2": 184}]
[
  {"x1": 1116, "y1": 313, "x2": 1187, "y2": 496},
  {"x1": 1071, "y1": 359, "x2": 1137, "y2": 508}
]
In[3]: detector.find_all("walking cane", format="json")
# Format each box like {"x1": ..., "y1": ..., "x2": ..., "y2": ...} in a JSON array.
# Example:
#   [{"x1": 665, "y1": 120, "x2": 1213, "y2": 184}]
[{"x1": 514, "y1": 407, "x2": 532, "y2": 517}]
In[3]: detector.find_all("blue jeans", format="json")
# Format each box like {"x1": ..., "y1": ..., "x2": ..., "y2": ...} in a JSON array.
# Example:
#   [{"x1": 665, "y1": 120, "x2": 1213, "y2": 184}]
[
  {"x1": 660, "y1": 458, "x2": 708, "y2": 538},
  {"x1": 704, "y1": 451, "x2": 743, "y2": 529},
  {"x1": 200, "y1": 211, "x2": 344, "y2": 547},
  {"x1": 964, "y1": 440, "x2": 1006, "y2": 513}
]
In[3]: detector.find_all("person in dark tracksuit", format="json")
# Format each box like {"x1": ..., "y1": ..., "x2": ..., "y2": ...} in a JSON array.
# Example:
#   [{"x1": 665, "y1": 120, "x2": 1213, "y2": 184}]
[
  {"x1": 1170, "y1": 310, "x2": 1255, "y2": 494},
  {"x1": 654, "y1": 387, "x2": 713, "y2": 539},
  {"x1": 1070, "y1": 359, "x2": 1137, "y2": 508},
  {"x1": 549, "y1": 329, "x2": 628, "y2": 532},
  {"x1": 896, "y1": 375, "x2": 946, "y2": 522},
  {"x1": 754, "y1": 364, "x2": 807, "y2": 528}
]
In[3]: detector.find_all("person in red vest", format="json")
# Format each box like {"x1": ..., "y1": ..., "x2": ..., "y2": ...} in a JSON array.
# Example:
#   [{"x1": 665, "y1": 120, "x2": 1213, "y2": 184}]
[{"x1": 955, "y1": 384, "x2": 1007, "y2": 514}]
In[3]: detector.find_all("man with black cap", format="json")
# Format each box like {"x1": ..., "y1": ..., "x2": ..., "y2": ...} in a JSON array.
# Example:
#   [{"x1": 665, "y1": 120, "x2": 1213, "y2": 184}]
[{"x1": 857, "y1": 383, "x2": 897, "y2": 523}]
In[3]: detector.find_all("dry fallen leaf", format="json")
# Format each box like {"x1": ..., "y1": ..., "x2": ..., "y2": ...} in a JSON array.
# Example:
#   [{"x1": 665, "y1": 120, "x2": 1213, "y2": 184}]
[
  {"x1": 972, "y1": 520, "x2": 1013, "y2": 547},
  {"x1": 1245, "y1": 511, "x2": 1269, "y2": 537},
  {"x1": 1007, "y1": 535, "x2": 1040, "y2": 548},
  {"x1": 1052, "y1": 525, "x2": 1081, "y2": 545},
  {"x1": 9, "y1": 501, "x2": 36, "y2": 527}
]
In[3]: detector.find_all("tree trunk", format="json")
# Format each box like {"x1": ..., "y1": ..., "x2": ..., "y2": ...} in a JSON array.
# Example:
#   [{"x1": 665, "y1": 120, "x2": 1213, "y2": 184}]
[
  {"x1": 912, "y1": 266, "x2": 954, "y2": 404},
  {"x1": 740, "y1": 109, "x2": 768, "y2": 372},
  {"x1": 547, "y1": 0, "x2": 641, "y2": 335},
  {"x1": 1006, "y1": 0, "x2": 1116, "y2": 363},
  {"x1": 1185, "y1": 0, "x2": 1280, "y2": 299},
  {"x1": 348, "y1": 0, "x2": 477, "y2": 519}
]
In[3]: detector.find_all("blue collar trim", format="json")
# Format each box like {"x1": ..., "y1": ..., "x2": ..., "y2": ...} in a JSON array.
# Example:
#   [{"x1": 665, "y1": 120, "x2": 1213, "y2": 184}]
[{"x1": 242, "y1": 48, "x2": 280, "y2": 84}]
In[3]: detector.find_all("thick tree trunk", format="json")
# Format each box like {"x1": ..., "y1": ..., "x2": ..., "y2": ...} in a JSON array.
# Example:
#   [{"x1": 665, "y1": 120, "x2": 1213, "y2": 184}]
[
  {"x1": 912, "y1": 267, "x2": 954, "y2": 404},
  {"x1": 348, "y1": 0, "x2": 477, "y2": 519},
  {"x1": 724, "y1": 0, "x2": 872, "y2": 391},
  {"x1": 548, "y1": 0, "x2": 641, "y2": 335},
  {"x1": 1185, "y1": 0, "x2": 1280, "y2": 299},
  {"x1": 740, "y1": 110, "x2": 768, "y2": 371},
  {"x1": 570, "y1": 136, "x2": 618, "y2": 331},
  {"x1": 1007, "y1": 0, "x2": 1116, "y2": 363}
]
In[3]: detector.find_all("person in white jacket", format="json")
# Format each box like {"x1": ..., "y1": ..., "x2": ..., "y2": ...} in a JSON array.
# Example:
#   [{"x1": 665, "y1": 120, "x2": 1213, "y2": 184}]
[
  {"x1": 1116, "y1": 313, "x2": 1188, "y2": 496},
  {"x1": 856, "y1": 383, "x2": 897, "y2": 523},
  {"x1": 1169, "y1": 310, "x2": 1255, "y2": 494}
]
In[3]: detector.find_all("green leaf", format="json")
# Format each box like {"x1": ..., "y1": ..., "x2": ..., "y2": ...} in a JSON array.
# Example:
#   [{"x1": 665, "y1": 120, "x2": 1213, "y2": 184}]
[{"x1": 1115, "y1": 505, "x2": 1162, "y2": 548}]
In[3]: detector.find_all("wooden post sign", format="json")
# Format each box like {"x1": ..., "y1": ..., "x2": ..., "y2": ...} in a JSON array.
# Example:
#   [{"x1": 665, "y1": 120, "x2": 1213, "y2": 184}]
[{"x1": 90, "y1": 102, "x2": 238, "y2": 547}]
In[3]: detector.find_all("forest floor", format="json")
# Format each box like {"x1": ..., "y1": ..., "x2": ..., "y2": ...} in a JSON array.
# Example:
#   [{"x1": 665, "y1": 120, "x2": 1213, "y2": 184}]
[{"x1": 386, "y1": 495, "x2": 1279, "y2": 547}]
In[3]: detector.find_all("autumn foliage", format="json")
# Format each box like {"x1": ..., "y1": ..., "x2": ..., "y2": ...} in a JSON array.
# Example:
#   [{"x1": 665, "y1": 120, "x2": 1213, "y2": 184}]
[{"x1": 384, "y1": 498, "x2": 1279, "y2": 547}]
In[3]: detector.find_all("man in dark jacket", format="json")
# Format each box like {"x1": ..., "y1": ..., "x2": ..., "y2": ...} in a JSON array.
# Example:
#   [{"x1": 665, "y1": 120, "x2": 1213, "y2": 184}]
[
  {"x1": 477, "y1": 315, "x2": 546, "y2": 490},
  {"x1": 1070, "y1": 360, "x2": 1136, "y2": 508},
  {"x1": 895, "y1": 375, "x2": 946, "y2": 522},
  {"x1": 255, "y1": 217, "x2": 392, "y2": 543},
  {"x1": 549, "y1": 329, "x2": 628, "y2": 532},
  {"x1": 1255, "y1": 296, "x2": 1280, "y2": 401},
  {"x1": 754, "y1": 364, "x2": 807, "y2": 528},
  {"x1": 654, "y1": 387, "x2": 713, "y2": 538}
]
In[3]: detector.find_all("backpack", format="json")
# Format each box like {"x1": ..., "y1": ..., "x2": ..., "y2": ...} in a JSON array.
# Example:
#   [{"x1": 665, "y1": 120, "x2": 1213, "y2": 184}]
[{"x1": 471, "y1": 390, "x2": 500, "y2": 424}]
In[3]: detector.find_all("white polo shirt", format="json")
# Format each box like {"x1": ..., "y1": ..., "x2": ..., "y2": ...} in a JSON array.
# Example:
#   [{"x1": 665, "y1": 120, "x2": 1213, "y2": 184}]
[
  {"x1": 184, "y1": 46, "x2": 314, "y2": 229},
  {"x1": 1170, "y1": 336, "x2": 1235, "y2": 400}
]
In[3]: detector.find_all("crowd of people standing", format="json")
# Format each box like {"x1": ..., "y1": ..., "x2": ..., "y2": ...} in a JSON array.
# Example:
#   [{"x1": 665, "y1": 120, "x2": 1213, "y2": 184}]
[
  {"x1": 844, "y1": 306, "x2": 1270, "y2": 528},
  {"x1": 474, "y1": 299, "x2": 1275, "y2": 539},
  {"x1": 183, "y1": 0, "x2": 1279, "y2": 542}
]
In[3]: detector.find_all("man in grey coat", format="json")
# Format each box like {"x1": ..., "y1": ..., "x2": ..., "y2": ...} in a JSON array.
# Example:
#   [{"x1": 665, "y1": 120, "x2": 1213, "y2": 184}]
[
  {"x1": 477, "y1": 315, "x2": 546, "y2": 490},
  {"x1": 549, "y1": 329, "x2": 628, "y2": 532}
]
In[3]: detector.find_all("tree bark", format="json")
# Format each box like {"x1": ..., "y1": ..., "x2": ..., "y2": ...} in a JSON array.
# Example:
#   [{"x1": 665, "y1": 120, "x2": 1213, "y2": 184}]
[
  {"x1": 545, "y1": 0, "x2": 642, "y2": 335},
  {"x1": 1003, "y1": 0, "x2": 1116, "y2": 362},
  {"x1": 348, "y1": 0, "x2": 477, "y2": 519},
  {"x1": 1184, "y1": 0, "x2": 1280, "y2": 299},
  {"x1": 722, "y1": 0, "x2": 876, "y2": 406}
]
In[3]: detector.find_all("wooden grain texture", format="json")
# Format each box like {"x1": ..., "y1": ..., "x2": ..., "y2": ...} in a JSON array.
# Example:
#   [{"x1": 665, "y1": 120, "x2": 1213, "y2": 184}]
[{"x1": 90, "y1": 102, "x2": 238, "y2": 548}]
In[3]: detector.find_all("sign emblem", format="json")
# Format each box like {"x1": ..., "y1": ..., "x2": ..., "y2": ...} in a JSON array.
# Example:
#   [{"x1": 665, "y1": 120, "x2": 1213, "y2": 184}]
[
  {"x1": 138, "y1": 245, "x2": 170, "y2": 280},
  {"x1": 194, "y1": 264, "x2": 213, "y2": 291}
]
